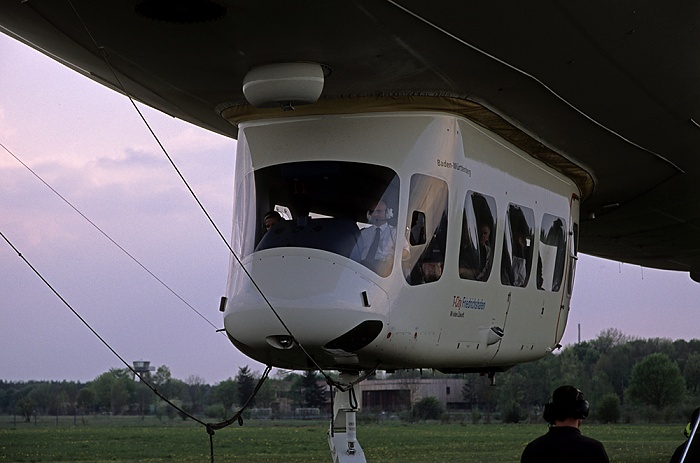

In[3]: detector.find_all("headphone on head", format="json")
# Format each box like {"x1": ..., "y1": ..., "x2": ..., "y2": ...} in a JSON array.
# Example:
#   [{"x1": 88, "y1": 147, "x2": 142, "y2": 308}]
[
  {"x1": 542, "y1": 386, "x2": 590, "y2": 423},
  {"x1": 367, "y1": 206, "x2": 393, "y2": 222}
]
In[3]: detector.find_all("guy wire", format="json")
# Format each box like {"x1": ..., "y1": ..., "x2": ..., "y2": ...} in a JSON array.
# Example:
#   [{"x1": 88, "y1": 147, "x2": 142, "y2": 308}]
[
  {"x1": 61, "y1": 0, "x2": 346, "y2": 387},
  {"x1": 1, "y1": 228, "x2": 271, "y2": 463},
  {"x1": 0, "y1": 141, "x2": 220, "y2": 333}
]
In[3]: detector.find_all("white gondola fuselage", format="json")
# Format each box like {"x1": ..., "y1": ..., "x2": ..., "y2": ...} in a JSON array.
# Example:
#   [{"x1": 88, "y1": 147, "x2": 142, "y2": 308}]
[{"x1": 223, "y1": 109, "x2": 580, "y2": 373}]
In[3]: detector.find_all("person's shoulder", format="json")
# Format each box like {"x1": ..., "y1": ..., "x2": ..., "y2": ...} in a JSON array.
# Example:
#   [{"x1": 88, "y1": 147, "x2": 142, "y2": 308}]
[
  {"x1": 523, "y1": 432, "x2": 551, "y2": 449},
  {"x1": 572, "y1": 431, "x2": 605, "y2": 448},
  {"x1": 556, "y1": 427, "x2": 606, "y2": 450},
  {"x1": 577, "y1": 433, "x2": 604, "y2": 445},
  {"x1": 577, "y1": 434, "x2": 609, "y2": 461},
  {"x1": 520, "y1": 434, "x2": 550, "y2": 463}
]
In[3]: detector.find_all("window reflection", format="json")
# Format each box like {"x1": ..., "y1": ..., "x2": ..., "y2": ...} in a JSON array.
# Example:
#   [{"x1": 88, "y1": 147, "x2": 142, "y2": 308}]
[
  {"x1": 242, "y1": 161, "x2": 401, "y2": 277},
  {"x1": 537, "y1": 213, "x2": 567, "y2": 292},
  {"x1": 404, "y1": 174, "x2": 448, "y2": 286},
  {"x1": 409, "y1": 211, "x2": 427, "y2": 246}
]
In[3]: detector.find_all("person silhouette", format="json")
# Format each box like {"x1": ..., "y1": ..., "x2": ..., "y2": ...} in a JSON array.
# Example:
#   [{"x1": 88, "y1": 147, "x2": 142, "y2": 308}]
[
  {"x1": 521, "y1": 385, "x2": 609, "y2": 463},
  {"x1": 669, "y1": 407, "x2": 700, "y2": 463}
]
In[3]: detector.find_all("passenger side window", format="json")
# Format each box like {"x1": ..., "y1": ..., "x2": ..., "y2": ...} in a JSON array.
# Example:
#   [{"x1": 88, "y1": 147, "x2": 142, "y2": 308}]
[
  {"x1": 459, "y1": 192, "x2": 497, "y2": 282},
  {"x1": 405, "y1": 174, "x2": 448, "y2": 286},
  {"x1": 537, "y1": 214, "x2": 567, "y2": 292},
  {"x1": 500, "y1": 204, "x2": 535, "y2": 287}
]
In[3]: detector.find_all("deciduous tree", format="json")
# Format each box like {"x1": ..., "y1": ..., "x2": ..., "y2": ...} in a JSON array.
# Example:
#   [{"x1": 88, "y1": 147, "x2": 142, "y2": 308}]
[
  {"x1": 683, "y1": 353, "x2": 700, "y2": 396},
  {"x1": 626, "y1": 353, "x2": 685, "y2": 410},
  {"x1": 17, "y1": 396, "x2": 36, "y2": 422},
  {"x1": 214, "y1": 378, "x2": 237, "y2": 418},
  {"x1": 76, "y1": 387, "x2": 95, "y2": 414},
  {"x1": 596, "y1": 393, "x2": 621, "y2": 423},
  {"x1": 412, "y1": 397, "x2": 444, "y2": 421}
]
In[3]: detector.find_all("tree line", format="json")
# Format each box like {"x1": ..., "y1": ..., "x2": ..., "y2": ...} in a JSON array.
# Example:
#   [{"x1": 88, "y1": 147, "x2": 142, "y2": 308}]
[
  {"x1": 455, "y1": 328, "x2": 700, "y2": 423},
  {"x1": 0, "y1": 366, "x2": 326, "y2": 422},
  {"x1": 2, "y1": 329, "x2": 698, "y2": 424}
]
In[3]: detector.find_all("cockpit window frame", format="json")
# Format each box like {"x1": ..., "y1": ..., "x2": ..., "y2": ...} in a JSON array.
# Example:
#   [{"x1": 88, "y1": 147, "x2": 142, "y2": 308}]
[{"x1": 237, "y1": 160, "x2": 402, "y2": 277}]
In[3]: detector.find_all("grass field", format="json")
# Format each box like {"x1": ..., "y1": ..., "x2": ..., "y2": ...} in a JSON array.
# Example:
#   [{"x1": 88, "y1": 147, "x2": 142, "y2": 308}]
[{"x1": 0, "y1": 415, "x2": 684, "y2": 462}]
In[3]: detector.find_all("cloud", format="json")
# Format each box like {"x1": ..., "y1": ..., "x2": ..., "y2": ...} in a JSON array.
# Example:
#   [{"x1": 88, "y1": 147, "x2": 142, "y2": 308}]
[{"x1": 0, "y1": 34, "x2": 251, "y2": 384}]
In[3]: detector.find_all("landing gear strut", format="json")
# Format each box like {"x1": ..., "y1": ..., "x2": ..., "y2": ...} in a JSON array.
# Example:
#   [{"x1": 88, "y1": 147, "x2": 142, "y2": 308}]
[{"x1": 328, "y1": 371, "x2": 366, "y2": 463}]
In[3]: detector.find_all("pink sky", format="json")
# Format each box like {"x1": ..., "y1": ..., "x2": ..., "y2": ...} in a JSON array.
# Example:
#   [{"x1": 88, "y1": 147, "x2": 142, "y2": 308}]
[{"x1": 1, "y1": 34, "x2": 698, "y2": 383}]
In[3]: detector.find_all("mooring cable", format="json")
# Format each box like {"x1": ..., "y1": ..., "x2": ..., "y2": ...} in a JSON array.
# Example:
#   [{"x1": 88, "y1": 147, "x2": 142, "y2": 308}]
[
  {"x1": 14, "y1": 10, "x2": 376, "y2": 458},
  {"x1": 0, "y1": 141, "x2": 220, "y2": 333},
  {"x1": 1, "y1": 228, "x2": 271, "y2": 462},
  {"x1": 55, "y1": 0, "x2": 358, "y2": 390}
]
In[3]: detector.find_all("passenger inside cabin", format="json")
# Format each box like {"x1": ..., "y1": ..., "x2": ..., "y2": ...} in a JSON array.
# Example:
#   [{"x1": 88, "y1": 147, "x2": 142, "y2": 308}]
[
  {"x1": 459, "y1": 192, "x2": 496, "y2": 282},
  {"x1": 459, "y1": 223, "x2": 493, "y2": 281},
  {"x1": 263, "y1": 210, "x2": 283, "y2": 232},
  {"x1": 475, "y1": 224, "x2": 493, "y2": 280},
  {"x1": 511, "y1": 231, "x2": 529, "y2": 286}
]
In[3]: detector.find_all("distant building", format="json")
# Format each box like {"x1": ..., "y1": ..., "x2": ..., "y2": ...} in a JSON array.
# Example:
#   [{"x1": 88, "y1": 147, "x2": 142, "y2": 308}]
[
  {"x1": 360, "y1": 378, "x2": 467, "y2": 412},
  {"x1": 260, "y1": 375, "x2": 468, "y2": 418}
]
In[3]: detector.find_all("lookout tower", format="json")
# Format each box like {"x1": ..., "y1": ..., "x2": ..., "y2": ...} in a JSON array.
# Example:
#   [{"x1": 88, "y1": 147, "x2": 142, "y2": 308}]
[{"x1": 132, "y1": 360, "x2": 155, "y2": 381}]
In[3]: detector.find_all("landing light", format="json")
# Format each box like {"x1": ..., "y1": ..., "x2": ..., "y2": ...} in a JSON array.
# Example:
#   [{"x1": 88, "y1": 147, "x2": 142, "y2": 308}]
[
  {"x1": 242, "y1": 62, "x2": 324, "y2": 108},
  {"x1": 266, "y1": 335, "x2": 295, "y2": 350}
]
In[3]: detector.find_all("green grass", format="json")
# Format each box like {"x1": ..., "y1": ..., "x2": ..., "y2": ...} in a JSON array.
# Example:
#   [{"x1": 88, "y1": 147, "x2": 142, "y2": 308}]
[{"x1": 0, "y1": 416, "x2": 685, "y2": 462}]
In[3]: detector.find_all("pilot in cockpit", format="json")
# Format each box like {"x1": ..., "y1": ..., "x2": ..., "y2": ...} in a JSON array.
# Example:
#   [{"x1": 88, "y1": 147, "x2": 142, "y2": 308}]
[{"x1": 359, "y1": 200, "x2": 408, "y2": 276}]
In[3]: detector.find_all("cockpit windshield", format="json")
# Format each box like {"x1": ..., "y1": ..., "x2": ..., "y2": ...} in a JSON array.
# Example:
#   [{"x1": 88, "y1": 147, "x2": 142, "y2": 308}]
[{"x1": 236, "y1": 161, "x2": 401, "y2": 277}]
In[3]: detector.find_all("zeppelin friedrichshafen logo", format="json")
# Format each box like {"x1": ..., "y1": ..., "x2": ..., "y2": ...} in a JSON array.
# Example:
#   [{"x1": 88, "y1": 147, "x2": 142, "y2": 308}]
[
  {"x1": 437, "y1": 159, "x2": 471, "y2": 176},
  {"x1": 450, "y1": 296, "x2": 486, "y2": 318}
]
